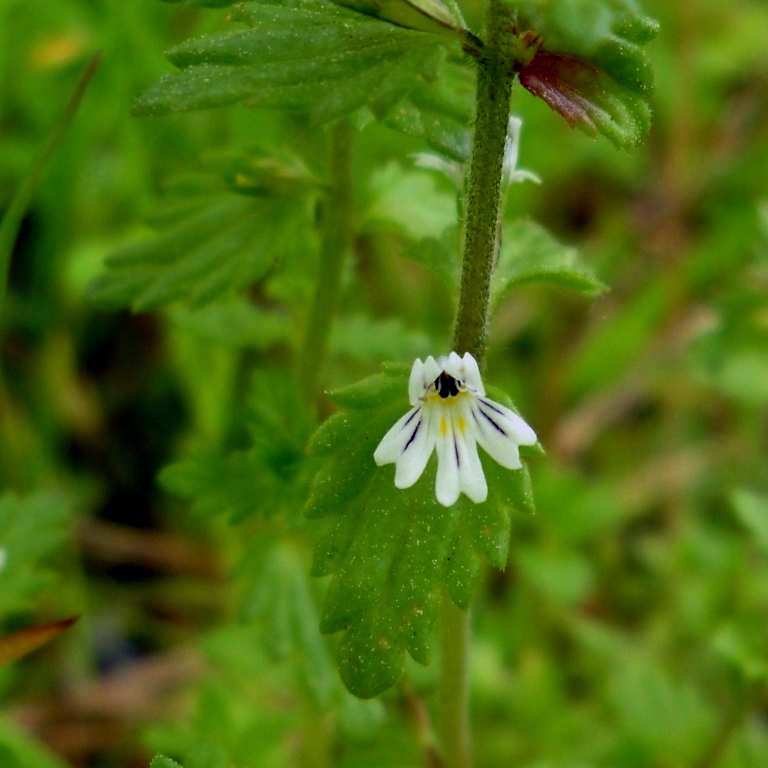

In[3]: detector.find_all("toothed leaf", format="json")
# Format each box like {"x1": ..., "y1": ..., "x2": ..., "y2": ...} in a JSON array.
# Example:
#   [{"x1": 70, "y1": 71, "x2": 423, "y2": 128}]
[{"x1": 307, "y1": 364, "x2": 534, "y2": 698}]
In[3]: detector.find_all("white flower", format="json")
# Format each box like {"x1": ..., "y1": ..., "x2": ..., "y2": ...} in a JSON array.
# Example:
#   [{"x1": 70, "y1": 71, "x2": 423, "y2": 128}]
[
  {"x1": 502, "y1": 116, "x2": 541, "y2": 187},
  {"x1": 374, "y1": 353, "x2": 537, "y2": 507}
]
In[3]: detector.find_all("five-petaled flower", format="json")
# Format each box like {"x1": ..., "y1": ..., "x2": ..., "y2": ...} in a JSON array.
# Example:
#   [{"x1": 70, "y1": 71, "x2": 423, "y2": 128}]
[{"x1": 374, "y1": 353, "x2": 537, "y2": 507}]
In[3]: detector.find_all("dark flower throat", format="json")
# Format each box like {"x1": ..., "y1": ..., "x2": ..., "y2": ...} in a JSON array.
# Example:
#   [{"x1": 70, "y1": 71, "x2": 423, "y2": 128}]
[{"x1": 435, "y1": 372, "x2": 460, "y2": 399}]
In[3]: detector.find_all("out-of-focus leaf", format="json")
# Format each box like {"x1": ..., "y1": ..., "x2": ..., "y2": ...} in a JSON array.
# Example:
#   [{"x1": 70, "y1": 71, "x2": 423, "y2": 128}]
[
  {"x1": 0, "y1": 493, "x2": 71, "y2": 619},
  {"x1": 0, "y1": 618, "x2": 77, "y2": 668},
  {"x1": 307, "y1": 365, "x2": 534, "y2": 697},
  {"x1": 170, "y1": 299, "x2": 291, "y2": 350},
  {"x1": 135, "y1": 0, "x2": 448, "y2": 122},
  {"x1": 238, "y1": 544, "x2": 337, "y2": 704},
  {"x1": 513, "y1": 0, "x2": 659, "y2": 148},
  {"x1": 384, "y1": 63, "x2": 473, "y2": 161},
  {"x1": 713, "y1": 625, "x2": 768, "y2": 683},
  {"x1": 368, "y1": 162, "x2": 456, "y2": 240},
  {"x1": 493, "y1": 219, "x2": 607, "y2": 304},
  {"x1": 89, "y1": 191, "x2": 312, "y2": 312},
  {"x1": 332, "y1": 315, "x2": 432, "y2": 362},
  {"x1": 732, "y1": 490, "x2": 768, "y2": 554},
  {"x1": 0, "y1": 719, "x2": 69, "y2": 768},
  {"x1": 161, "y1": 371, "x2": 312, "y2": 523},
  {"x1": 150, "y1": 756, "x2": 184, "y2": 768}
]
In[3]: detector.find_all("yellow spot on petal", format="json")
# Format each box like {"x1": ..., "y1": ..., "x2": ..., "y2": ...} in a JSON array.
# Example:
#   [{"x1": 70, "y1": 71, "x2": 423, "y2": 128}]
[
  {"x1": 457, "y1": 416, "x2": 466, "y2": 434},
  {"x1": 439, "y1": 416, "x2": 447, "y2": 436}
]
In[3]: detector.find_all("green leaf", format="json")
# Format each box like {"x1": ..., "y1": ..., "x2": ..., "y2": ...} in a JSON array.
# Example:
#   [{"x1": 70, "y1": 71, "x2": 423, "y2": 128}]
[
  {"x1": 162, "y1": 371, "x2": 312, "y2": 523},
  {"x1": 0, "y1": 493, "x2": 71, "y2": 619},
  {"x1": 732, "y1": 490, "x2": 768, "y2": 554},
  {"x1": 492, "y1": 219, "x2": 607, "y2": 304},
  {"x1": 383, "y1": 62, "x2": 473, "y2": 161},
  {"x1": 514, "y1": 0, "x2": 659, "y2": 148},
  {"x1": 170, "y1": 299, "x2": 291, "y2": 351},
  {"x1": 90, "y1": 188, "x2": 312, "y2": 312},
  {"x1": 135, "y1": 0, "x2": 448, "y2": 122},
  {"x1": 150, "y1": 758, "x2": 184, "y2": 768},
  {"x1": 307, "y1": 365, "x2": 534, "y2": 697}
]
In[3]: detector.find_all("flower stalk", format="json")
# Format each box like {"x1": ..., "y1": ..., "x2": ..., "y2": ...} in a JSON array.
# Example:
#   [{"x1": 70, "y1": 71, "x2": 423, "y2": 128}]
[
  {"x1": 299, "y1": 119, "x2": 354, "y2": 401},
  {"x1": 441, "y1": 2, "x2": 518, "y2": 767}
]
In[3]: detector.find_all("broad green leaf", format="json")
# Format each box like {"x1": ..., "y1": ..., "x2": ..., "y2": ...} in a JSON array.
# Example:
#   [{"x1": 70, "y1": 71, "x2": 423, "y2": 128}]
[
  {"x1": 513, "y1": 0, "x2": 659, "y2": 148},
  {"x1": 135, "y1": 0, "x2": 448, "y2": 122},
  {"x1": 492, "y1": 219, "x2": 607, "y2": 304},
  {"x1": 307, "y1": 365, "x2": 534, "y2": 697},
  {"x1": 0, "y1": 493, "x2": 71, "y2": 619}
]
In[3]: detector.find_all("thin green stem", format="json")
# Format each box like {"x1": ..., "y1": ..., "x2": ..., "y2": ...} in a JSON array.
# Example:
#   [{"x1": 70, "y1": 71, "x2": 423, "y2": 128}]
[
  {"x1": 453, "y1": 0, "x2": 515, "y2": 361},
  {"x1": 299, "y1": 120, "x2": 354, "y2": 401},
  {"x1": 439, "y1": 597, "x2": 472, "y2": 768},
  {"x1": 0, "y1": 53, "x2": 101, "y2": 315},
  {"x1": 441, "y1": 3, "x2": 516, "y2": 767}
]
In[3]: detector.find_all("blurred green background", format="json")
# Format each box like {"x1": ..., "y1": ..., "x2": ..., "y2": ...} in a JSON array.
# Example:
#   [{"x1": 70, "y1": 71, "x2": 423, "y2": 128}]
[{"x1": 1, "y1": 0, "x2": 768, "y2": 766}]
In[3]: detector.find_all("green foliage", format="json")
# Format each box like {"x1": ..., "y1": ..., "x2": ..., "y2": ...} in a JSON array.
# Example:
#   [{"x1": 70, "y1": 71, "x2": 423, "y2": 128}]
[
  {"x1": 0, "y1": 493, "x2": 71, "y2": 619},
  {"x1": 0, "y1": 719, "x2": 68, "y2": 768},
  {"x1": 150, "y1": 757, "x2": 184, "y2": 768},
  {"x1": 307, "y1": 366, "x2": 533, "y2": 697},
  {"x1": 513, "y1": 0, "x2": 659, "y2": 148},
  {"x1": 493, "y1": 219, "x2": 607, "y2": 303},
  {"x1": 403, "y1": 218, "x2": 605, "y2": 304},
  {"x1": 161, "y1": 371, "x2": 312, "y2": 523},
  {"x1": 90, "y1": 183, "x2": 313, "y2": 311},
  {"x1": 134, "y1": 0, "x2": 451, "y2": 123}
]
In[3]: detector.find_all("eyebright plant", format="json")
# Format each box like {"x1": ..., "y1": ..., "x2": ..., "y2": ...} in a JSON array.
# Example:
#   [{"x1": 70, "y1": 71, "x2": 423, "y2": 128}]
[{"x1": 90, "y1": 0, "x2": 659, "y2": 763}]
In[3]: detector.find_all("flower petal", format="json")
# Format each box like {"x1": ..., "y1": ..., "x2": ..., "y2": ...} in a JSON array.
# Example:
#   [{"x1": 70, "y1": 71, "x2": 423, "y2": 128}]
[
  {"x1": 443, "y1": 351, "x2": 463, "y2": 380},
  {"x1": 373, "y1": 407, "x2": 421, "y2": 465},
  {"x1": 435, "y1": 413, "x2": 460, "y2": 507},
  {"x1": 471, "y1": 404, "x2": 523, "y2": 470},
  {"x1": 461, "y1": 352, "x2": 484, "y2": 395},
  {"x1": 395, "y1": 408, "x2": 435, "y2": 489},
  {"x1": 455, "y1": 404, "x2": 487, "y2": 502},
  {"x1": 479, "y1": 398, "x2": 537, "y2": 445},
  {"x1": 422, "y1": 356, "x2": 441, "y2": 386},
  {"x1": 408, "y1": 359, "x2": 425, "y2": 406}
]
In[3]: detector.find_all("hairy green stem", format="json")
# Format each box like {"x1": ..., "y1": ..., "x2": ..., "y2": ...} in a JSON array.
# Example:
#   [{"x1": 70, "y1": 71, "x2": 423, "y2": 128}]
[
  {"x1": 439, "y1": 597, "x2": 472, "y2": 768},
  {"x1": 299, "y1": 120, "x2": 354, "y2": 400},
  {"x1": 441, "y1": 3, "x2": 516, "y2": 767},
  {"x1": 452, "y1": 0, "x2": 515, "y2": 361}
]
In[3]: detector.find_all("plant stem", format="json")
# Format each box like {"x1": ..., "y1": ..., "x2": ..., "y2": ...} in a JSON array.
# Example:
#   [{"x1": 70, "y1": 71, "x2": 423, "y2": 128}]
[
  {"x1": 453, "y1": 0, "x2": 516, "y2": 361},
  {"x1": 299, "y1": 120, "x2": 354, "y2": 401},
  {"x1": 441, "y1": 3, "x2": 516, "y2": 767},
  {"x1": 439, "y1": 597, "x2": 472, "y2": 768}
]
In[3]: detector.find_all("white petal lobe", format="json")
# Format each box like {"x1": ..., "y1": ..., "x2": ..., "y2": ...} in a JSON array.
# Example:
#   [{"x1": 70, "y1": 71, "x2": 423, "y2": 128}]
[
  {"x1": 374, "y1": 408, "x2": 420, "y2": 465},
  {"x1": 395, "y1": 409, "x2": 435, "y2": 489}
]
